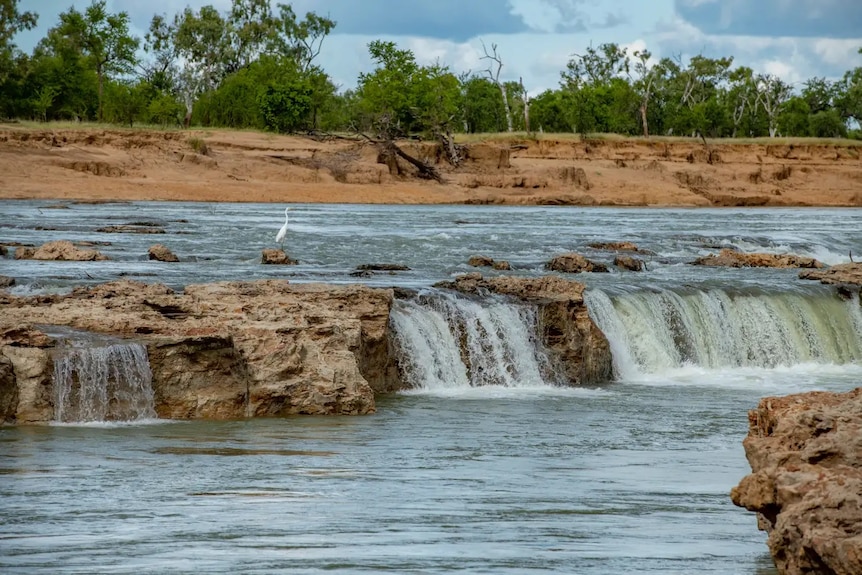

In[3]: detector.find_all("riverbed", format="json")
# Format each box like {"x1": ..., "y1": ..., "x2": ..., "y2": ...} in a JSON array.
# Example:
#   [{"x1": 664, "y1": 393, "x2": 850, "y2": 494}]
[{"x1": 1, "y1": 201, "x2": 861, "y2": 574}]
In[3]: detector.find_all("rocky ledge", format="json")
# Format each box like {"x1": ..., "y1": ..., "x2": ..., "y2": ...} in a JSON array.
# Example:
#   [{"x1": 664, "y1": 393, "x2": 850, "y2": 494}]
[
  {"x1": 692, "y1": 249, "x2": 824, "y2": 269},
  {"x1": 0, "y1": 280, "x2": 397, "y2": 422},
  {"x1": 434, "y1": 273, "x2": 613, "y2": 385},
  {"x1": 799, "y1": 262, "x2": 862, "y2": 286},
  {"x1": 731, "y1": 387, "x2": 862, "y2": 575}
]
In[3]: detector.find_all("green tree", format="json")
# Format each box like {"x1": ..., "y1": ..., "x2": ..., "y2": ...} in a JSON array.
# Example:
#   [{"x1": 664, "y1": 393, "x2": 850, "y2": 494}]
[
  {"x1": 778, "y1": 96, "x2": 811, "y2": 137},
  {"x1": 462, "y1": 76, "x2": 505, "y2": 133},
  {"x1": 0, "y1": 0, "x2": 37, "y2": 81},
  {"x1": 55, "y1": 1, "x2": 139, "y2": 121}
]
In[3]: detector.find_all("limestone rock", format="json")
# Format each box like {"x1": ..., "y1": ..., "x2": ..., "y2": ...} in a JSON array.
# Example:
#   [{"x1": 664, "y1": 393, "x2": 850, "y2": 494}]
[
  {"x1": 546, "y1": 253, "x2": 609, "y2": 273},
  {"x1": 614, "y1": 255, "x2": 644, "y2": 272},
  {"x1": 435, "y1": 273, "x2": 613, "y2": 385},
  {"x1": 148, "y1": 244, "x2": 179, "y2": 262},
  {"x1": 0, "y1": 346, "x2": 52, "y2": 423},
  {"x1": 589, "y1": 241, "x2": 652, "y2": 254},
  {"x1": 799, "y1": 262, "x2": 862, "y2": 285},
  {"x1": 731, "y1": 388, "x2": 862, "y2": 575},
  {"x1": 692, "y1": 249, "x2": 823, "y2": 269},
  {"x1": 0, "y1": 353, "x2": 17, "y2": 423},
  {"x1": 261, "y1": 248, "x2": 297, "y2": 265},
  {"x1": 0, "y1": 280, "x2": 397, "y2": 420},
  {"x1": 14, "y1": 240, "x2": 109, "y2": 261},
  {"x1": 468, "y1": 255, "x2": 511, "y2": 270}
]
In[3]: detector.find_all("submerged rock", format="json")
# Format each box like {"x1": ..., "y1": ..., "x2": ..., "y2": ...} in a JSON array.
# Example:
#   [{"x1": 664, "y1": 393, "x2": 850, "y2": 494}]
[
  {"x1": 731, "y1": 387, "x2": 862, "y2": 575},
  {"x1": 434, "y1": 273, "x2": 613, "y2": 385},
  {"x1": 692, "y1": 249, "x2": 823, "y2": 269},
  {"x1": 588, "y1": 241, "x2": 653, "y2": 254},
  {"x1": 355, "y1": 263, "x2": 411, "y2": 271}
]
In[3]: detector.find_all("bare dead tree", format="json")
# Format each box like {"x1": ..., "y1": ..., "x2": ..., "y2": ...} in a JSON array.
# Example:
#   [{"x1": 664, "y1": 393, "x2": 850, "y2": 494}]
[
  {"x1": 519, "y1": 77, "x2": 530, "y2": 133},
  {"x1": 480, "y1": 40, "x2": 513, "y2": 132}
]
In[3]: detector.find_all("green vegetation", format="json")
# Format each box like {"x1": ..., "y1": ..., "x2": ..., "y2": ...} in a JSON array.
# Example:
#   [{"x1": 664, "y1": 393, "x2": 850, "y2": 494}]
[{"x1": 1, "y1": 0, "x2": 860, "y2": 141}]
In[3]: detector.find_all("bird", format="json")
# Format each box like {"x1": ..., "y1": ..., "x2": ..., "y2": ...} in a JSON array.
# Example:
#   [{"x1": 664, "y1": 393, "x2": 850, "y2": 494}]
[{"x1": 276, "y1": 207, "x2": 290, "y2": 250}]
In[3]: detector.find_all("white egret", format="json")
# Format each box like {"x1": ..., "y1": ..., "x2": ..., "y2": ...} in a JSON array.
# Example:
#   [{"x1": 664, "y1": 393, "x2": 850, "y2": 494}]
[{"x1": 275, "y1": 207, "x2": 290, "y2": 249}]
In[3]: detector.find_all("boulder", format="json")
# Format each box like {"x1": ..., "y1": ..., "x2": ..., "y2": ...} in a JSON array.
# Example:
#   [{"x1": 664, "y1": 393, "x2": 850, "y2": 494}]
[
  {"x1": 261, "y1": 249, "x2": 297, "y2": 265},
  {"x1": 0, "y1": 275, "x2": 14, "y2": 288},
  {"x1": 546, "y1": 253, "x2": 609, "y2": 273},
  {"x1": 799, "y1": 262, "x2": 862, "y2": 285},
  {"x1": 434, "y1": 273, "x2": 613, "y2": 385},
  {"x1": 148, "y1": 244, "x2": 179, "y2": 263},
  {"x1": 692, "y1": 249, "x2": 823, "y2": 269},
  {"x1": 0, "y1": 245, "x2": 6, "y2": 256},
  {"x1": 468, "y1": 255, "x2": 511, "y2": 270},
  {"x1": 14, "y1": 240, "x2": 109, "y2": 261},
  {"x1": 614, "y1": 255, "x2": 644, "y2": 272},
  {"x1": 0, "y1": 353, "x2": 17, "y2": 423},
  {"x1": 731, "y1": 387, "x2": 862, "y2": 575},
  {"x1": 0, "y1": 280, "x2": 397, "y2": 421}
]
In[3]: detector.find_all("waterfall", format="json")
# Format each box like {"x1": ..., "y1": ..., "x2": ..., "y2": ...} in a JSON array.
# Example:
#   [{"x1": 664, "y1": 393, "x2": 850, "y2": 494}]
[
  {"x1": 586, "y1": 288, "x2": 862, "y2": 378},
  {"x1": 390, "y1": 292, "x2": 557, "y2": 390},
  {"x1": 53, "y1": 341, "x2": 156, "y2": 423}
]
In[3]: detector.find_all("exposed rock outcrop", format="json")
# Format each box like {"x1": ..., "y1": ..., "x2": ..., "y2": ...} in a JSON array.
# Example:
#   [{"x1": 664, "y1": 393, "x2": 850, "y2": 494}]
[
  {"x1": 731, "y1": 388, "x2": 862, "y2": 575},
  {"x1": 467, "y1": 255, "x2": 511, "y2": 270},
  {"x1": 434, "y1": 273, "x2": 613, "y2": 385},
  {"x1": 0, "y1": 279, "x2": 397, "y2": 421},
  {"x1": 148, "y1": 244, "x2": 179, "y2": 262},
  {"x1": 614, "y1": 255, "x2": 644, "y2": 272},
  {"x1": 546, "y1": 253, "x2": 609, "y2": 273},
  {"x1": 692, "y1": 249, "x2": 824, "y2": 269},
  {"x1": 261, "y1": 249, "x2": 297, "y2": 265},
  {"x1": 13, "y1": 240, "x2": 109, "y2": 261},
  {"x1": 799, "y1": 262, "x2": 862, "y2": 286}
]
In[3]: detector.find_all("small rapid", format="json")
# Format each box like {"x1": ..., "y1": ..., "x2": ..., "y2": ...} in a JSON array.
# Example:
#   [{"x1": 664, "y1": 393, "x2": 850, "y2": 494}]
[
  {"x1": 586, "y1": 288, "x2": 862, "y2": 379},
  {"x1": 390, "y1": 292, "x2": 558, "y2": 390}
]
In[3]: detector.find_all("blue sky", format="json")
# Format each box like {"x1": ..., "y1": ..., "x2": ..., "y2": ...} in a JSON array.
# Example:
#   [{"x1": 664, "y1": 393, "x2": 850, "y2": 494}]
[{"x1": 17, "y1": 0, "x2": 862, "y2": 94}]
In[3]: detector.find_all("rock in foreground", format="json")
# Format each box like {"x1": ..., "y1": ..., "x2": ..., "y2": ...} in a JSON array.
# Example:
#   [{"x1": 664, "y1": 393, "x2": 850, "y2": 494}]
[
  {"x1": 0, "y1": 280, "x2": 397, "y2": 422},
  {"x1": 731, "y1": 387, "x2": 862, "y2": 575}
]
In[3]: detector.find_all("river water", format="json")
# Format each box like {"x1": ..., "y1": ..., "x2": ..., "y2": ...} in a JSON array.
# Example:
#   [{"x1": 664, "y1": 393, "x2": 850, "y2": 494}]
[{"x1": 1, "y1": 201, "x2": 861, "y2": 574}]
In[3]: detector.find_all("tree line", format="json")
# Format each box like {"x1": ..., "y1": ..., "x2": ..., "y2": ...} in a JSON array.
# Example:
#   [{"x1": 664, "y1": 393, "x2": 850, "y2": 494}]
[{"x1": 1, "y1": 0, "x2": 860, "y2": 140}]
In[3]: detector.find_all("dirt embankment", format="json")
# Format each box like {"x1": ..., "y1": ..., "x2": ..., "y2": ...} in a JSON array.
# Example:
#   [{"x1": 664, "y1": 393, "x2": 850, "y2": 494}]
[{"x1": 1, "y1": 127, "x2": 861, "y2": 206}]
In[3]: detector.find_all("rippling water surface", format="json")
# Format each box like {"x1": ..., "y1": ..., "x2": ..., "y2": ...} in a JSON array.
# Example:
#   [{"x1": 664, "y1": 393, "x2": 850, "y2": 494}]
[{"x1": 1, "y1": 201, "x2": 861, "y2": 574}]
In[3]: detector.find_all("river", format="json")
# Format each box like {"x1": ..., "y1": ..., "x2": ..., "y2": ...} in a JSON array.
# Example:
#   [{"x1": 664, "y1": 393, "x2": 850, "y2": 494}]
[{"x1": 1, "y1": 201, "x2": 861, "y2": 574}]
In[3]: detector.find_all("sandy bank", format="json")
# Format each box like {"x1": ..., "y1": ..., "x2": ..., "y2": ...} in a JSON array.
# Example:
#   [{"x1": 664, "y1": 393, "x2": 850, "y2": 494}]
[{"x1": 1, "y1": 126, "x2": 861, "y2": 207}]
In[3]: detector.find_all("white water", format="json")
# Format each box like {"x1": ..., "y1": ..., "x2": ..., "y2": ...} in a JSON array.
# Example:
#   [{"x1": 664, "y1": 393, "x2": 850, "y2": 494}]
[
  {"x1": 586, "y1": 288, "x2": 862, "y2": 379},
  {"x1": 390, "y1": 292, "x2": 557, "y2": 390},
  {"x1": 53, "y1": 342, "x2": 157, "y2": 423}
]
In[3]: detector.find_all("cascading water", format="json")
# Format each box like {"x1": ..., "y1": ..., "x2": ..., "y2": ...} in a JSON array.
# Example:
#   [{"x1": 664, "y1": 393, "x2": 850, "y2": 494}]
[
  {"x1": 586, "y1": 288, "x2": 862, "y2": 378},
  {"x1": 52, "y1": 339, "x2": 157, "y2": 423},
  {"x1": 390, "y1": 292, "x2": 558, "y2": 389}
]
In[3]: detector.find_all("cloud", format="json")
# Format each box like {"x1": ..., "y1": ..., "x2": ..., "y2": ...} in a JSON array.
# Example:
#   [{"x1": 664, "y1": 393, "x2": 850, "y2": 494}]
[
  {"x1": 675, "y1": 0, "x2": 862, "y2": 38},
  {"x1": 288, "y1": 0, "x2": 528, "y2": 41}
]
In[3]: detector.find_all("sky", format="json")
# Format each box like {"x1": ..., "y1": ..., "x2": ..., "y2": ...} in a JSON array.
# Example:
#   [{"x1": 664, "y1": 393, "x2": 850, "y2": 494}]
[{"x1": 16, "y1": 0, "x2": 862, "y2": 95}]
